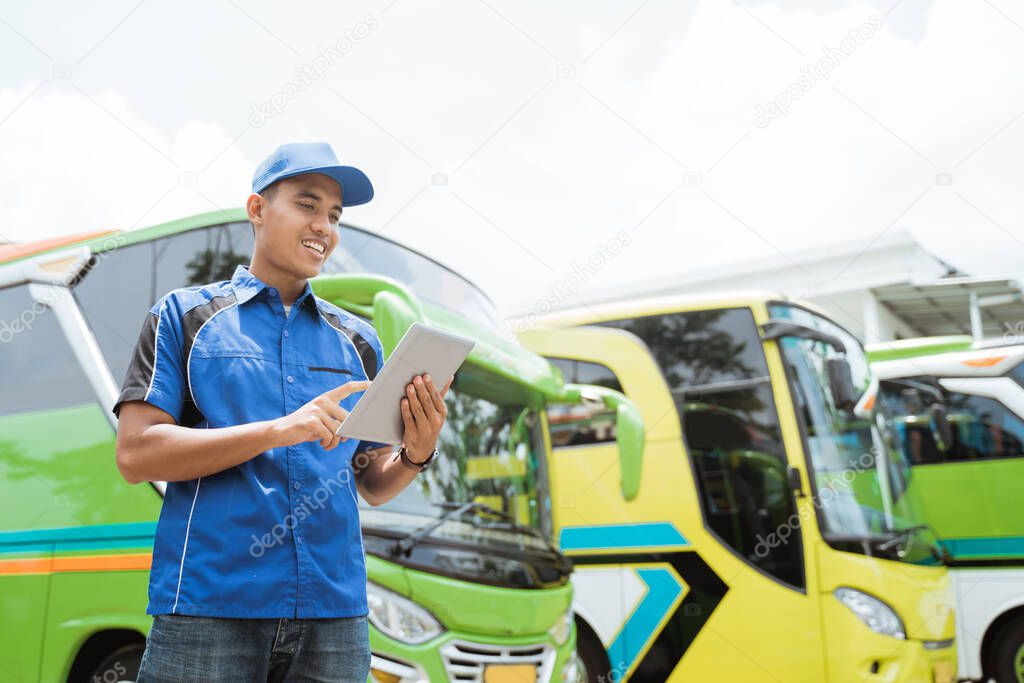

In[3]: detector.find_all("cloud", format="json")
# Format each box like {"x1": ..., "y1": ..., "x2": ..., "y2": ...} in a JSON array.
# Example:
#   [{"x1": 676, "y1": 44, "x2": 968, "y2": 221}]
[
  {"x1": 0, "y1": 82, "x2": 252, "y2": 243},
  {"x1": 0, "y1": 0, "x2": 1021, "y2": 322}
]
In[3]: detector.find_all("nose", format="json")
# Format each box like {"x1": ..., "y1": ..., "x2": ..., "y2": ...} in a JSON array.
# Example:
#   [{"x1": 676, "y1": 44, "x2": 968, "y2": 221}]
[{"x1": 310, "y1": 213, "x2": 331, "y2": 235}]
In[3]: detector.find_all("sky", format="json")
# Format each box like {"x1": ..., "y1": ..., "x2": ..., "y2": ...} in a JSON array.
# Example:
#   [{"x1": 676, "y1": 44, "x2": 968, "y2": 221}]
[{"x1": 1, "y1": 0, "x2": 1022, "y2": 320}]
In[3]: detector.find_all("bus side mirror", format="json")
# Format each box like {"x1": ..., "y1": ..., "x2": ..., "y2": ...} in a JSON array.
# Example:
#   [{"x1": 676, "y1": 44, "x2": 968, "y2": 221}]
[
  {"x1": 928, "y1": 403, "x2": 953, "y2": 453},
  {"x1": 613, "y1": 396, "x2": 645, "y2": 502},
  {"x1": 567, "y1": 384, "x2": 645, "y2": 501},
  {"x1": 826, "y1": 357, "x2": 857, "y2": 412}
]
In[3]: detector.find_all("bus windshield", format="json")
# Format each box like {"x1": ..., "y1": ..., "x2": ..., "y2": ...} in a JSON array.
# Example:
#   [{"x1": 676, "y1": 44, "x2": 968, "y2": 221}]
[
  {"x1": 325, "y1": 226, "x2": 499, "y2": 329},
  {"x1": 768, "y1": 304, "x2": 942, "y2": 565},
  {"x1": 359, "y1": 383, "x2": 554, "y2": 555}
]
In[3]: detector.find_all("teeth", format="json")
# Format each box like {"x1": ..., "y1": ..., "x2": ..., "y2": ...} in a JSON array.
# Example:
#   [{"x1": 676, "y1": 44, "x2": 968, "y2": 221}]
[{"x1": 301, "y1": 240, "x2": 325, "y2": 254}]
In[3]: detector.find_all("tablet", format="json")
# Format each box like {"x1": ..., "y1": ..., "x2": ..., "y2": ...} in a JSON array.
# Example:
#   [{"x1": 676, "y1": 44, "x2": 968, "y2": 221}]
[{"x1": 337, "y1": 322, "x2": 475, "y2": 445}]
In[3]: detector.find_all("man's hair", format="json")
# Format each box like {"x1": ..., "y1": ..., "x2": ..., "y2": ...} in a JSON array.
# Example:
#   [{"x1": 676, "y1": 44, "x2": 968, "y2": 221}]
[
  {"x1": 251, "y1": 181, "x2": 279, "y2": 235},
  {"x1": 260, "y1": 182, "x2": 279, "y2": 202}
]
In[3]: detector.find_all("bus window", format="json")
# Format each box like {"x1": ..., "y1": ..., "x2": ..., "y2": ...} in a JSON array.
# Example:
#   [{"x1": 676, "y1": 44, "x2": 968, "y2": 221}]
[
  {"x1": 943, "y1": 393, "x2": 1024, "y2": 460},
  {"x1": 600, "y1": 308, "x2": 803, "y2": 588},
  {"x1": 545, "y1": 357, "x2": 621, "y2": 447},
  {"x1": 75, "y1": 222, "x2": 253, "y2": 384},
  {"x1": 880, "y1": 379, "x2": 1024, "y2": 463}
]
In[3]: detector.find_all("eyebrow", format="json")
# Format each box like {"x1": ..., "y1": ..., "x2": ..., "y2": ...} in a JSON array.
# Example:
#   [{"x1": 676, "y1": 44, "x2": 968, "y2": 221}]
[{"x1": 295, "y1": 190, "x2": 343, "y2": 214}]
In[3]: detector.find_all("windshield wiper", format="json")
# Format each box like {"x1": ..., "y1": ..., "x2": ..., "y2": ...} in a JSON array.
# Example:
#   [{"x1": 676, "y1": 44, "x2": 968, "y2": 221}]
[
  {"x1": 390, "y1": 501, "x2": 478, "y2": 556},
  {"x1": 436, "y1": 501, "x2": 562, "y2": 555},
  {"x1": 879, "y1": 523, "x2": 953, "y2": 564},
  {"x1": 391, "y1": 501, "x2": 558, "y2": 557},
  {"x1": 824, "y1": 525, "x2": 949, "y2": 563},
  {"x1": 877, "y1": 524, "x2": 928, "y2": 553},
  {"x1": 387, "y1": 501, "x2": 479, "y2": 557}
]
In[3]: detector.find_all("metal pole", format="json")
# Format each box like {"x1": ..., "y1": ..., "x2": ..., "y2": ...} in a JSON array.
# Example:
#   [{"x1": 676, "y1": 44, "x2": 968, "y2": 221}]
[{"x1": 970, "y1": 290, "x2": 983, "y2": 341}]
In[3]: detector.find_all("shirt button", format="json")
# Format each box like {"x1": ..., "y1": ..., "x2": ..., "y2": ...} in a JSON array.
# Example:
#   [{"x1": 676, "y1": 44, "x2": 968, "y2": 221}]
[
  {"x1": 293, "y1": 481, "x2": 301, "y2": 490},
  {"x1": 287, "y1": 375, "x2": 294, "y2": 383},
  {"x1": 269, "y1": 288, "x2": 277, "y2": 297},
  {"x1": 295, "y1": 536, "x2": 303, "y2": 544},
  {"x1": 283, "y1": 330, "x2": 289, "y2": 338}
]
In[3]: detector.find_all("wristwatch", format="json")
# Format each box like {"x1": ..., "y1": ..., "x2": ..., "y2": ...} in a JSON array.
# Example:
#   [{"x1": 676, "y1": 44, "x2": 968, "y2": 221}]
[{"x1": 399, "y1": 445, "x2": 438, "y2": 472}]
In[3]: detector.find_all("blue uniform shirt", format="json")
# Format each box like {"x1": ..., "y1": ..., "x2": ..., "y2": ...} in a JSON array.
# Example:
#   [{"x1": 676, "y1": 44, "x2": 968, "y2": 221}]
[{"x1": 113, "y1": 264, "x2": 388, "y2": 618}]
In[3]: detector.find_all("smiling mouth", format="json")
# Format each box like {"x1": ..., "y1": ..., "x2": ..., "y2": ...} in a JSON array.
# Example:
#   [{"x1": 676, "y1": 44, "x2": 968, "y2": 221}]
[{"x1": 301, "y1": 240, "x2": 326, "y2": 259}]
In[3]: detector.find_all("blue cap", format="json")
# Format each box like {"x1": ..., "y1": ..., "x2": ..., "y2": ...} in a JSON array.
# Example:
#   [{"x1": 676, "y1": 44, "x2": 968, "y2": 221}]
[{"x1": 252, "y1": 142, "x2": 374, "y2": 206}]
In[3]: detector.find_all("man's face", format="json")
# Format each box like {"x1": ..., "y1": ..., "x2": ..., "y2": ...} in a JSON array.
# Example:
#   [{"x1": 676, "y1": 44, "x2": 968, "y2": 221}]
[{"x1": 254, "y1": 173, "x2": 343, "y2": 279}]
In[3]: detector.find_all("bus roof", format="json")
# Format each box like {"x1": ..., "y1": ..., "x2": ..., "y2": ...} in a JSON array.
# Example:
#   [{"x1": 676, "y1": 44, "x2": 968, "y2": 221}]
[
  {"x1": 0, "y1": 208, "x2": 496, "y2": 310},
  {"x1": 871, "y1": 341, "x2": 1024, "y2": 379},
  {"x1": 0, "y1": 228, "x2": 119, "y2": 265},
  {"x1": 507, "y1": 289, "x2": 825, "y2": 328},
  {"x1": 865, "y1": 336, "x2": 974, "y2": 363}
]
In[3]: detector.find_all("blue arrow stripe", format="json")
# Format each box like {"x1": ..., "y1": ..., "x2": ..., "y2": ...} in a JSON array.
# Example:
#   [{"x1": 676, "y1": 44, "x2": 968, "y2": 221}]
[
  {"x1": 606, "y1": 567, "x2": 684, "y2": 681},
  {"x1": 559, "y1": 522, "x2": 688, "y2": 552}
]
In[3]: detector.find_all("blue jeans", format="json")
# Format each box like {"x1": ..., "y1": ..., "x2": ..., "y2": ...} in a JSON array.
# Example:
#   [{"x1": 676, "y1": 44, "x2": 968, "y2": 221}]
[{"x1": 137, "y1": 614, "x2": 372, "y2": 682}]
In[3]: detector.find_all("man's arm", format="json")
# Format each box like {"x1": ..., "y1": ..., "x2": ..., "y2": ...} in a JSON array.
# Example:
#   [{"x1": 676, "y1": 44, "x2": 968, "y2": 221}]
[
  {"x1": 115, "y1": 380, "x2": 370, "y2": 484},
  {"x1": 355, "y1": 373, "x2": 451, "y2": 505}
]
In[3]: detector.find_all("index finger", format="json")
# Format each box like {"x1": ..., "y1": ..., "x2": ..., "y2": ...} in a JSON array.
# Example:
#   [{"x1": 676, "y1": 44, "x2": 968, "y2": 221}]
[{"x1": 325, "y1": 380, "x2": 372, "y2": 401}]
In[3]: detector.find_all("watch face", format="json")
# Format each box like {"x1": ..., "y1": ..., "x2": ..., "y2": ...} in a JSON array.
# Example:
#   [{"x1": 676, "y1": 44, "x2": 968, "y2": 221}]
[{"x1": 420, "y1": 448, "x2": 438, "y2": 469}]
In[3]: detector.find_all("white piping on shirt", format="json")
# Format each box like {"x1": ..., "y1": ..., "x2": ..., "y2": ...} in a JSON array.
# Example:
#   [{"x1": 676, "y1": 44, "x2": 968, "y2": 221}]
[
  {"x1": 172, "y1": 476, "x2": 202, "y2": 613},
  {"x1": 185, "y1": 298, "x2": 240, "y2": 418},
  {"x1": 142, "y1": 298, "x2": 168, "y2": 403},
  {"x1": 346, "y1": 470, "x2": 359, "y2": 505},
  {"x1": 171, "y1": 297, "x2": 237, "y2": 612}
]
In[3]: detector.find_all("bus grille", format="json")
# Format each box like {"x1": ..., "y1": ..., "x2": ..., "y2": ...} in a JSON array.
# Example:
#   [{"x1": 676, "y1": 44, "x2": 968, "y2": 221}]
[{"x1": 439, "y1": 640, "x2": 555, "y2": 682}]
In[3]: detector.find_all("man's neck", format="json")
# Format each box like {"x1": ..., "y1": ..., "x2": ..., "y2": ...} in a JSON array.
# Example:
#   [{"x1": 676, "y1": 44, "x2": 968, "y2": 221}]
[{"x1": 247, "y1": 260, "x2": 307, "y2": 306}]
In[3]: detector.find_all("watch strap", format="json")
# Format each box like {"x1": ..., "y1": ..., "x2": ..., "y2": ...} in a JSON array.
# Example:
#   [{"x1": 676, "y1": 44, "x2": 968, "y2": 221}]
[{"x1": 399, "y1": 445, "x2": 437, "y2": 471}]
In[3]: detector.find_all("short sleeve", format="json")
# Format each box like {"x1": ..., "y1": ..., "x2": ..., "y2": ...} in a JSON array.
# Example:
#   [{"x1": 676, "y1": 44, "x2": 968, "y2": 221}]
[
  {"x1": 355, "y1": 328, "x2": 394, "y2": 452},
  {"x1": 112, "y1": 294, "x2": 187, "y2": 423}
]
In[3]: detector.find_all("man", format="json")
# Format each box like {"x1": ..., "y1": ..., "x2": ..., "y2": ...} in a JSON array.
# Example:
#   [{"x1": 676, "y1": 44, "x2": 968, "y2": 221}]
[{"x1": 113, "y1": 142, "x2": 449, "y2": 682}]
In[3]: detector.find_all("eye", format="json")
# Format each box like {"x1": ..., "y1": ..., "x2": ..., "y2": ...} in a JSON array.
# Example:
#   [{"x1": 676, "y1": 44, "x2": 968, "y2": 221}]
[
  {"x1": 298, "y1": 202, "x2": 314, "y2": 211},
  {"x1": 330, "y1": 213, "x2": 340, "y2": 224}
]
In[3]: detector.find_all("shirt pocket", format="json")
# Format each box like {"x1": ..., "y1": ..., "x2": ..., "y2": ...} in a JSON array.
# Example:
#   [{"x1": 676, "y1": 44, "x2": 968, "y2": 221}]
[
  {"x1": 307, "y1": 365, "x2": 353, "y2": 376},
  {"x1": 299, "y1": 354, "x2": 369, "y2": 409}
]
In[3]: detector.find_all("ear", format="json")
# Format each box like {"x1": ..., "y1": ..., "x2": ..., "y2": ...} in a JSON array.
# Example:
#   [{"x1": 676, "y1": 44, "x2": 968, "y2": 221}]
[{"x1": 246, "y1": 193, "x2": 265, "y2": 229}]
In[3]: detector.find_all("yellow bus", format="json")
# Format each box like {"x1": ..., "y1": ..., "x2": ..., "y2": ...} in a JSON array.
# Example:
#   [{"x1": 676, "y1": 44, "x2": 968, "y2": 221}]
[{"x1": 511, "y1": 292, "x2": 956, "y2": 682}]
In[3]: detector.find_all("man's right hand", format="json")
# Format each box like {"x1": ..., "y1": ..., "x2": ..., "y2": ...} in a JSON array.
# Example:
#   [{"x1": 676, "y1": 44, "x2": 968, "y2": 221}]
[{"x1": 272, "y1": 380, "x2": 371, "y2": 450}]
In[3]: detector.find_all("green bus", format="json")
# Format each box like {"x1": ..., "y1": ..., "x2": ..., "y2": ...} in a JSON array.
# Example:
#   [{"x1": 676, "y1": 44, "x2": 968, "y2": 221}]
[
  {"x1": 0, "y1": 208, "x2": 641, "y2": 682},
  {"x1": 869, "y1": 336, "x2": 1024, "y2": 683}
]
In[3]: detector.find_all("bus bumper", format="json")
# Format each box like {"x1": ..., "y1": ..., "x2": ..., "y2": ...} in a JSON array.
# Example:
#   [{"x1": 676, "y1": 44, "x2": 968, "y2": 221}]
[{"x1": 368, "y1": 626, "x2": 579, "y2": 683}]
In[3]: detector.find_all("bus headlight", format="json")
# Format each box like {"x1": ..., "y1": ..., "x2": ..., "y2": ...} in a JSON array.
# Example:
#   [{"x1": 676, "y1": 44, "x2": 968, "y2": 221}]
[
  {"x1": 561, "y1": 651, "x2": 585, "y2": 683},
  {"x1": 366, "y1": 582, "x2": 444, "y2": 644},
  {"x1": 548, "y1": 609, "x2": 572, "y2": 646},
  {"x1": 834, "y1": 587, "x2": 906, "y2": 639}
]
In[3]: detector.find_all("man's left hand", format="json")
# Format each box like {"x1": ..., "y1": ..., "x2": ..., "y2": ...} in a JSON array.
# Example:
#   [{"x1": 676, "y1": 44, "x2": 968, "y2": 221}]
[{"x1": 400, "y1": 374, "x2": 453, "y2": 463}]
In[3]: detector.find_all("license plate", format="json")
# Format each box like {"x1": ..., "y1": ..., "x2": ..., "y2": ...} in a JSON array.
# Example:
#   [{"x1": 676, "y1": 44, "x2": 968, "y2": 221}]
[
  {"x1": 483, "y1": 664, "x2": 537, "y2": 683},
  {"x1": 933, "y1": 660, "x2": 954, "y2": 683}
]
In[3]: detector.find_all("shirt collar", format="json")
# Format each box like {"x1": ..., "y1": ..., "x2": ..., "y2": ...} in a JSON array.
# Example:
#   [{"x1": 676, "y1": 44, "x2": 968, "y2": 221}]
[{"x1": 230, "y1": 264, "x2": 319, "y2": 314}]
